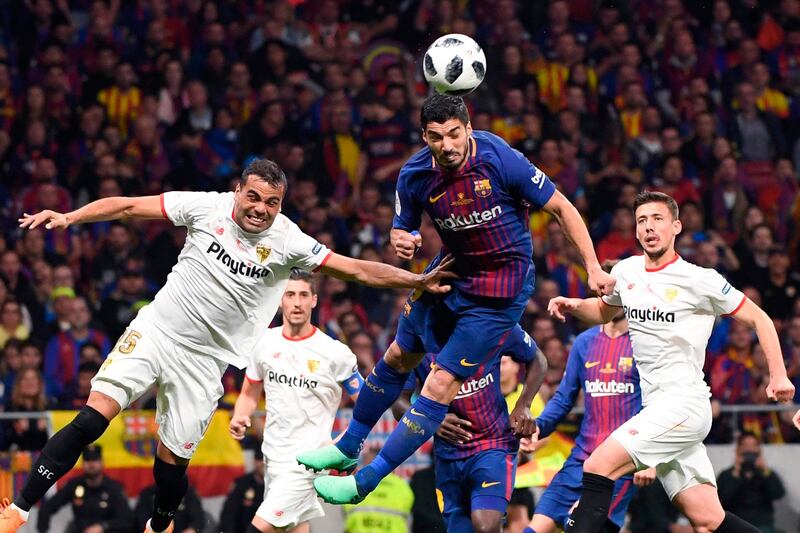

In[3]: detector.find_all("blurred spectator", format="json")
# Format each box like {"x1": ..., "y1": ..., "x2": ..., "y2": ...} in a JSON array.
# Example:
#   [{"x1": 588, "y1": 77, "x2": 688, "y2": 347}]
[
  {"x1": 596, "y1": 206, "x2": 637, "y2": 262},
  {"x1": 728, "y1": 81, "x2": 786, "y2": 162},
  {"x1": 44, "y1": 296, "x2": 110, "y2": 400},
  {"x1": 58, "y1": 360, "x2": 100, "y2": 410},
  {"x1": 3, "y1": 368, "x2": 52, "y2": 451},
  {"x1": 709, "y1": 321, "x2": 758, "y2": 405},
  {"x1": 98, "y1": 61, "x2": 142, "y2": 140},
  {"x1": 760, "y1": 246, "x2": 800, "y2": 323},
  {"x1": 717, "y1": 432, "x2": 785, "y2": 533},
  {"x1": 38, "y1": 444, "x2": 135, "y2": 533},
  {"x1": 735, "y1": 223, "x2": 774, "y2": 289},
  {"x1": 219, "y1": 448, "x2": 265, "y2": 533},
  {"x1": 0, "y1": 300, "x2": 30, "y2": 349},
  {"x1": 135, "y1": 483, "x2": 205, "y2": 533},
  {"x1": 99, "y1": 261, "x2": 153, "y2": 341}
]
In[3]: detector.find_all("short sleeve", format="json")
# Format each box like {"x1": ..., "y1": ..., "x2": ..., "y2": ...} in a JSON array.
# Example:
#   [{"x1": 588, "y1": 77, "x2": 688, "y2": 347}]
[
  {"x1": 285, "y1": 224, "x2": 332, "y2": 271},
  {"x1": 501, "y1": 146, "x2": 556, "y2": 208},
  {"x1": 392, "y1": 167, "x2": 422, "y2": 231},
  {"x1": 695, "y1": 268, "x2": 746, "y2": 316},
  {"x1": 244, "y1": 348, "x2": 264, "y2": 383},
  {"x1": 501, "y1": 326, "x2": 536, "y2": 364},
  {"x1": 161, "y1": 191, "x2": 220, "y2": 228},
  {"x1": 601, "y1": 262, "x2": 624, "y2": 307}
]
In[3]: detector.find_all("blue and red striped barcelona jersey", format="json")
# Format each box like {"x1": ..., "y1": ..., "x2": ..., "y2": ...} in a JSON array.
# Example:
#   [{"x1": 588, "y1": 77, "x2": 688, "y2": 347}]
[
  {"x1": 393, "y1": 130, "x2": 556, "y2": 298},
  {"x1": 537, "y1": 325, "x2": 641, "y2": 461},
  {"x1": 403, "y1": 326, "x2": 536, "y2": 460}
]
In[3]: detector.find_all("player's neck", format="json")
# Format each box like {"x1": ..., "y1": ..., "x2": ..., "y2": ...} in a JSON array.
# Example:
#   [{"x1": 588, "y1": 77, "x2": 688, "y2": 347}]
[
  {"x1": 644, "y1": 249, "x2": 678, "y2": 271},
  {"x1": 282, "y1": 322, "x2": 315, "y2": 340},
  {"x1": 602, "y1": 321, "x2": 627, "y2": 338}
]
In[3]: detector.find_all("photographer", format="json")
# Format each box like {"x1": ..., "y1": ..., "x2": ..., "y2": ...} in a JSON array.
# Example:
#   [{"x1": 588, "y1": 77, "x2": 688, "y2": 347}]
[{"x1": 716, "y1": 431, "x2": 786, "y2": 533}]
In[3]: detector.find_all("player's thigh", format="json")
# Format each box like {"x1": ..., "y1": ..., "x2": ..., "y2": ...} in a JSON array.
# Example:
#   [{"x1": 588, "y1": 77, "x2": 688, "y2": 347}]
[
  {"x1": 435, "y1": 458, "x2": 471, "y2": 532},
  {"x1": 435, "y1": 303, "x2": 518, "y2": 380},
  {"x1": 530, "y1": 513, "x2": 559, "y2": 533},
  {"x1": 258, "y1": 465, "x2": 324, "y2": 529},
  {"x1": 466, "y1": 450, "x2": 515, "y2": 532},
  {"x1": 534, "y1": 458, "x2": 584, "y2": 527},
  {"x1": 155, "y1": 345, "x2": 227, "y2": 459},
  {"x1": 91, "y1": 324, "x2": 163, "y2": 410},
  {"x1": 608, "y1": 393, "x2": 711, "y2": 473},
  {"x1": 671, "y1": 482, "x2": 725, "y2": 531},
  {"x1": 583, "y1": 436, "x2": 636, "y2": 479},
  {"x1": 657, "y1": 442, "x2": 718, "y2": 503}
]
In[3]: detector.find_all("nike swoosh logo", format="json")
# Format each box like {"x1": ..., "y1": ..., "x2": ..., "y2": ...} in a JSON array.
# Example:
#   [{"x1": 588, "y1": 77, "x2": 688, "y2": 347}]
[
  {"x1": 481, "y1": 481, "x2": 501, "y2": 488},
  {"x1": 410, "y1": 408, "x2": 426, "y2": 417},
  {"x1": 429, "y1": 192, "x2": 447, "y2": 203},
  {"x1": 585, "y1": 361, "x2": 600, "y2": 369},
  {"x1": 460, "y1": 358, "x2": 479, "y2": 367}
]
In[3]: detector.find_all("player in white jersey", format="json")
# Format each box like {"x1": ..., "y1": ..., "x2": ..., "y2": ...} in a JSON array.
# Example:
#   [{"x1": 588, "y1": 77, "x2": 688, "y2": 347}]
[
  {"x1": 547, "y1": 192, "x2": 795, "y2": 533},
  {"x1": 229, "y1": 269, "x2": 362, "y2": 533},
  {"x1": 1, "y1": 159, "x2": 454, "y2": 533}
]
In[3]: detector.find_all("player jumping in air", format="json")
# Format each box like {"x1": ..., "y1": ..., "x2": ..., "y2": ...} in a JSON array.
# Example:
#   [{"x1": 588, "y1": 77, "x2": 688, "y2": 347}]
[
  {"x1": 523, "y1": 263, "x2": 653, "y2": 533},
  {"x1": 547, "y1": 191, "x2": 795, "y2": 533},
  {"x1": 298, "y1": 94, "x2": 614, "y2": 505},
  {"x1": 0, "y1": 159, "x2": 453, "y2": 533},
  {"x1": 393, "y1": 325, "x2": 546, "y2": 533},
  {"x1": 230, "y1": 269, "x2": 364, "y2": 533}
]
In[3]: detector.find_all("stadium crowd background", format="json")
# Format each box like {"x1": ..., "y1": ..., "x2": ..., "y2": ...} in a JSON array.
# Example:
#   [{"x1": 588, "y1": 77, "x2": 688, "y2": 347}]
[{"x1": 0, "y1": 0, "x2": 799, "y2": 529}]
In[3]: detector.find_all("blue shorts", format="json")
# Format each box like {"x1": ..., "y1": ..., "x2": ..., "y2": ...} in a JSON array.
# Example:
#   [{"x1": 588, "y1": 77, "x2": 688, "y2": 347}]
[
  {"x1": 395, "y1": 269, "x2": 533, "y2": 380},
  {"x1": 435, "y1": 450, "x2": 517, "y2": 533},
  {"x1": 534, "y1": 454, "x2": 635, "y2": 528}
]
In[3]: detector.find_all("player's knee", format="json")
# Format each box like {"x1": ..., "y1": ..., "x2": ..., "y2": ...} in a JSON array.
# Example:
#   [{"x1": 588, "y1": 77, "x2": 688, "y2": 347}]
[
  {"x1": 582, "y1": 454, "x2": 605, "y2": 475},
  {"x1": 471, "y1": 512, "x2": 502, "y2": 533},
  {"x1": 421, "y1": 368, "x2": 459, "y2": 403},
  {"x1": 686, "y1": 509, "x2": 724, "y2": 532}
]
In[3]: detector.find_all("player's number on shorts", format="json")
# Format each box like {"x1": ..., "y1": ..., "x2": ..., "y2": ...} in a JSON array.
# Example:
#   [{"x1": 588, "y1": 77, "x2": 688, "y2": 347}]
[{"x1": 115, "y1": 329, "x2": 142, "y2": 354}]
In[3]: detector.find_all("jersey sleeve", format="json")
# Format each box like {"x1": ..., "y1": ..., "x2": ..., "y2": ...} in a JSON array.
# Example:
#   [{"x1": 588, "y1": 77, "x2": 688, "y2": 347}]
[
  {"x1": 536, "y1": 333, "x2": 585, "y2": 438},
  {"x1": 600, "y1": 261, "x2": 624, "y2": 307},
  {"x1": 160, "y1": 191, "x2": 219, "y2": 228},
  {"x1": 285, "y1": 223, "x2": 332, "y2": 271},
  {"x1": 392, "y1": 167, "x2": 423, "y2": 231},
  {"x1": 500, "y1": 146, "x2": 556, "y2": 208},
  {"x1": 695, "y1": 268, "x2": 746, "y2": 316},
  {"x1": 245, "y1": 349, "x2": 264, "y2": 383},
  {"x1": 501, "y1": 326, "x2": 537, "y2": 364}
]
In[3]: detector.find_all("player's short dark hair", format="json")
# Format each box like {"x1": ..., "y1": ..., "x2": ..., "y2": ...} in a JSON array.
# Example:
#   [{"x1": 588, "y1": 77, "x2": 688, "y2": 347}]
[
  {"x1": 632, "y1": 191, "x2": 679, "y2": 220},
  {"x1": 241, "y1": 158, "x2": 288, "y2": 190},
  {"x1": 289, "y1": 268, "x2": 317, "y2": 294},
  {"x1": 420, "y1": 93, "x2": 470, "y2": 128}
]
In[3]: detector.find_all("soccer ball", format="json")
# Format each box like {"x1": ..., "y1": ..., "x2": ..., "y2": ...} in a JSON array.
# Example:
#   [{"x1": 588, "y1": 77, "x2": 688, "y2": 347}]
[{"x1": 423, "y1": 34, "x2": 487, "y2": 96}]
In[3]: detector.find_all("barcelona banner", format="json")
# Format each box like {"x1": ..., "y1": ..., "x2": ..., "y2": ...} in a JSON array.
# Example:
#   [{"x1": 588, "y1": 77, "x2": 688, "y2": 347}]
[{"x1": 51, "y1": 410, "x2": 244, "y2": 497}]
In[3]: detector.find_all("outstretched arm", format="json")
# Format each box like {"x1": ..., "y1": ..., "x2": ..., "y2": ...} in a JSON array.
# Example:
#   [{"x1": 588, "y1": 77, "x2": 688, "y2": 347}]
[
  {"x1": 20, "y1": 195, "x2": 164, "y2": 229},
  {"x1": 542, "y1": 191, "x2": 615, "y2": 295},
  {"x1": 319, "y1": 253, "x2": 456, "y2": 293},
  {"x1": 731, "y1": 298, "x2": 795, "y2": 402}
]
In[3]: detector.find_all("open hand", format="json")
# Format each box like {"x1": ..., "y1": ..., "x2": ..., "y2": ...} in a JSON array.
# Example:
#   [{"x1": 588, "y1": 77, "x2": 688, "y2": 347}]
[
  {"x1": 547, "y1": 296, "x2": 581, "y2": 322},
  {"x1": 419, "y1": 254, "x2": 458, "y2": 294},
  {"x1": 19, "y1": 210, "x2": 69, "y2": 230},
  {"x1": 436, "y1": 413, "x2": 472, "y2": 445}
]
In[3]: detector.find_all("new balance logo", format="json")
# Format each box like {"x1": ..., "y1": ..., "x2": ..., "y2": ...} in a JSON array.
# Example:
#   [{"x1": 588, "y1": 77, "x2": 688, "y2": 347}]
[{"x1": 434, "y1": 206, "x2": 502, "y2": 231}]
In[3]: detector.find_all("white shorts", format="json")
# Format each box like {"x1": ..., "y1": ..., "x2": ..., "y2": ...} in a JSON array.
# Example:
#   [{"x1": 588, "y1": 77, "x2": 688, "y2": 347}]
[
  {"x1": 91, "y1": 313, "x2": 227, "y2": 459},
  {"x1": 610, "y1": 392, "x2": 716, "y2": 500},
  {"x1": 256, "y1": 461, "x2": 325, "y2": 528}
]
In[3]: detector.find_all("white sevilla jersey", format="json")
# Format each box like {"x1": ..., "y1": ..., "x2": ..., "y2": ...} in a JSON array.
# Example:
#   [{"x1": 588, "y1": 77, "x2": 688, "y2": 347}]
[
  {"x1": 245, "y1": 326, "x2": 359, "y2": 465},
  {"x1": 146, "y1": 191, "x2": 331, "y2": 368},
  {"x1": 602, "y1": 255, "x2": 745, "y2": 404}
]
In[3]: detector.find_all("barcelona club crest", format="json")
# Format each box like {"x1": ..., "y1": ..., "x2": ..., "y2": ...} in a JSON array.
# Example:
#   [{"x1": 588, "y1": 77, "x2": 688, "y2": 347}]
[
  {"x1": 474, "y1": 179, "x2": 492, "y2": 198},
  {"x1": 256, "y1": 244, "x2": 271, "y2": 264},
  {"x1": 618, "y1": 357, "x2": 633, "y2": 372}
]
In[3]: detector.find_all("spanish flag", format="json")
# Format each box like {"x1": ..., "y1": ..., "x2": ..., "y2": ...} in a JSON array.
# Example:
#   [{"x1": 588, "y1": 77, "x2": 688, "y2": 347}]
[{"x1": 51, "y1": 410, "x2": 244, "y2": 497}]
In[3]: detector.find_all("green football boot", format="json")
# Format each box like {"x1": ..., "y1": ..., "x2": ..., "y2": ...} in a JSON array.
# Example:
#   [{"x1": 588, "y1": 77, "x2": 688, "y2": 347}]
[{"x1": 296, "y1": 445, "x2": 358, "y2": 473}]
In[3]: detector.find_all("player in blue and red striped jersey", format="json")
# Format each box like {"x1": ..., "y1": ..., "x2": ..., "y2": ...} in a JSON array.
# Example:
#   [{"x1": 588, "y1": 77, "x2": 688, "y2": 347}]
[
  {"x1": 523, "y1": 268, "x2": 652, "y2": 533},
  {"x1": 392, "y1": 325, "x2": 546, "y2": 533},
  {"x1": 299, "y1": 94, "x2": 614, "y2": 505}
]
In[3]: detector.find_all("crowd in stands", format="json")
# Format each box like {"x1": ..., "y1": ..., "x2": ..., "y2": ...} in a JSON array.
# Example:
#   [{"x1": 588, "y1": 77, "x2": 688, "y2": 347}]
[{"x1": 0, "y1": 0, "x2": 800, "y2": 458}]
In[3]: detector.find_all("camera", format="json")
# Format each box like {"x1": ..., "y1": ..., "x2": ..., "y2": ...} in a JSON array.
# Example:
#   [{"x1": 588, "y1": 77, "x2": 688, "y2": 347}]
[{"x1": 741, "y1": 451, "x2": 759, "y2": 474}]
